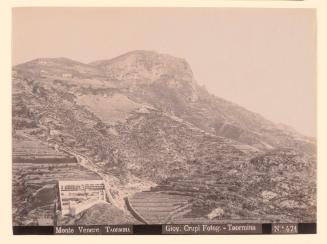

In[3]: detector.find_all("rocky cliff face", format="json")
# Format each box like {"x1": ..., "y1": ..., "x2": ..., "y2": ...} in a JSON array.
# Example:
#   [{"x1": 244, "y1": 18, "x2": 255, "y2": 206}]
[
  {"x1": 12, "y1": 50, "x2": 316, "y2": 223},
  {"x1": 90, "y1": 51, "x2": 315, "y2": 153}
]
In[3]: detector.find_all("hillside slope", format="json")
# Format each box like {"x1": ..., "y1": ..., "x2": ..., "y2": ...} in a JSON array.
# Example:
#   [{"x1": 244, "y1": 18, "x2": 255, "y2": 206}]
[{"x1": 12, "y1": 50, "x2": 316, "y2": 223}]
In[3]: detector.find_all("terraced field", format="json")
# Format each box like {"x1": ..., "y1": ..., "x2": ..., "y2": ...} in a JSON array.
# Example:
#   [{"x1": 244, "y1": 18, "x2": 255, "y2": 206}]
[
  {"x1": 13, "y1": 138, "x2": 70, "y2": 160},
  {"x1": 127, "y1": 174, "x2": 260, "y2": 224},
  {"x1": 128, "y1": 192, "x2": 192, "y2": 224},
  {"x1": 156, "y1": 178, "x2": 230, "y2": 195},
  {"x1": 12, "y1": 136, "x2": 102, "y2": 226},
  {"x1": 170, "y1": 216, "x2": 264, "y2": 224}
]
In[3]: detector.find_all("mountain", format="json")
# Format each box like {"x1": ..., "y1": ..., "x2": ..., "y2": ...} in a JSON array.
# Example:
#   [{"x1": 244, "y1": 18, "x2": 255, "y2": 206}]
[
  {"x1": 90, "y1": 50, "x2": 193, "y2": 82},
  {"x1": 12, "y1": 50, "x2": 316, "y2": 224},
  {"x1": 90, "y1": 51, "x2": 314, "y2": 152},
  {"x1": 14, "y1": 57, "x2": 106, "y2": 80}
]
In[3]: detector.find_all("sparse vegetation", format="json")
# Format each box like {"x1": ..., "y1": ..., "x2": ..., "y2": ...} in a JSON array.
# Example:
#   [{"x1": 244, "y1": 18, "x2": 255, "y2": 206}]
[{"x1": 12, "y1": 51, "x2": 316, "y2": 225}]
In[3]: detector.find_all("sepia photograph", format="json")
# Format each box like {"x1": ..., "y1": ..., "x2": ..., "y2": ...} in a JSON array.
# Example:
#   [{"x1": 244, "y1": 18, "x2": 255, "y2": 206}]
[{"x1": 11, "y1": 7, "x2": 316, "y2": 234}]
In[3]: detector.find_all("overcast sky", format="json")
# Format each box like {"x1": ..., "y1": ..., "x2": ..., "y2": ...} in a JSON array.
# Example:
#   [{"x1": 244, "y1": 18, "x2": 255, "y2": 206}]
[{"x1": 12, "y1": 7, "x2": 316, "y2": 137}]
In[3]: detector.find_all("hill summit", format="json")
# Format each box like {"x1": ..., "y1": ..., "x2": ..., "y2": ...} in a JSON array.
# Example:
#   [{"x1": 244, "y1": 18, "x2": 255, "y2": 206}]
[{"x1": 90, "y1": 50, "x2": 194, "y2": 82}]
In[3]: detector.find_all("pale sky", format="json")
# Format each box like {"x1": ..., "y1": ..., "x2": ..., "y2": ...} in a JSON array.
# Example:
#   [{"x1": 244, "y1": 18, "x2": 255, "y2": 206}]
[{"x1": 12, "y1": 8, "x2": 316, "y2": 137}]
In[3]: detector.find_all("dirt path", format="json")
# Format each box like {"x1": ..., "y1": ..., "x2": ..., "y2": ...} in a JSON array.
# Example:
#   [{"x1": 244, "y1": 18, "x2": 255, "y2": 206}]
[{"x1": 59, "y1": 146, "x2": 125, "y2": 211}]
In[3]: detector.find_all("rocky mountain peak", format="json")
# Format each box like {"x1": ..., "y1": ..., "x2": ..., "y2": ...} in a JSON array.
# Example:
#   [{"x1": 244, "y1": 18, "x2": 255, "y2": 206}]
[
  {"x1": 90, "y1": 50, "x2": 194, "y2": 82},
  {"x1": 15, "y1": 57, "x2": 85, "y2": 68},
  {"x1": 13, "y1": 57, "x2": 104, "y2": 79}
]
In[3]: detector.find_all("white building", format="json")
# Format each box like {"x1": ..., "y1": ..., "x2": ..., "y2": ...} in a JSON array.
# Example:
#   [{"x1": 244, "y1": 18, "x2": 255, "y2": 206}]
[
  {"x1": 58, "y1": 180, "x2": 106, "y2": 216},
  {"x1": 62, "y1": 73, "x2": 73, "y2": 78}
]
